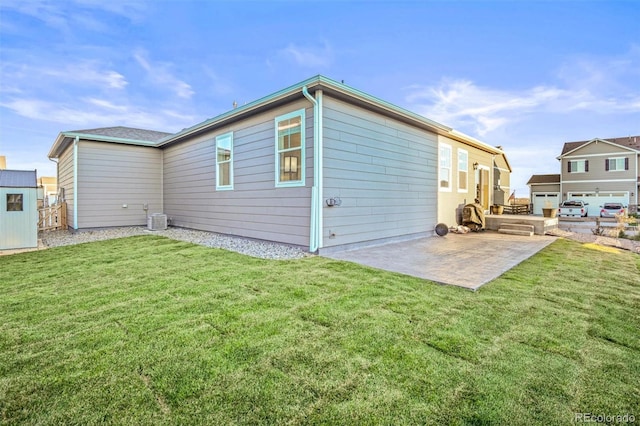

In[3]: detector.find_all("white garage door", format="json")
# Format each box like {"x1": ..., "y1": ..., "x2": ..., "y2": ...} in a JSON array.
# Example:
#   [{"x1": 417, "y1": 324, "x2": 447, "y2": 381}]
[
  {"x1": 567, "y1": 192, "x2": 629, "y2": 217},
  {"x1": 532, "y1": 192, "x2": 560, "y2": 215}
]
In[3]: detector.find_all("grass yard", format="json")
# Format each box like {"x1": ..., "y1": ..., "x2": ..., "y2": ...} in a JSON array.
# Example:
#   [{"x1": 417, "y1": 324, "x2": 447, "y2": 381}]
[{"x1": 1, "y1": 236, "x2": 639, "y2": 425}]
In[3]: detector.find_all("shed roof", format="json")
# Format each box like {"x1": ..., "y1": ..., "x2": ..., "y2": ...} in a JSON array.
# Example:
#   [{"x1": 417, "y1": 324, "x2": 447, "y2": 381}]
[
  {"x1": 0, "y1": 169, "x2": 37, "y2": 188},
  {"x1": 560, "y1": 136, "x2": 640, "y2": 156},
  {"x1": 527, "y1": 174, "x2": 560, "y2": 185}
]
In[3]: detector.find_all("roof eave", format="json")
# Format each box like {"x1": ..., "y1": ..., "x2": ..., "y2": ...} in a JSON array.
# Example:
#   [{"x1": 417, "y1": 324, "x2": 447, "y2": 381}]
[
  {"x1": 48, "y1": 131, "x2": 159, "y2": 159},
  {"x1": 158, "y1": 75, "x2": 462, "y2": 148}
]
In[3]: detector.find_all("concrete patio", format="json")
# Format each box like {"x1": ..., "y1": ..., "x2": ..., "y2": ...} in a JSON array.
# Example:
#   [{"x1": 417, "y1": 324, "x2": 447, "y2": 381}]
[{"x1": 325, "y1": 231, "x2": 557, "y2": 291}]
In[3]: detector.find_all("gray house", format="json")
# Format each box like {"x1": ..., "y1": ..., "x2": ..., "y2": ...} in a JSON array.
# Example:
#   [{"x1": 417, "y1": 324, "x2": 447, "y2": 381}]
[
  {"x1": 48, "y1": 75, "x2": 508, "y2": 253},
  {"x1": 528, "y1": 136, "x2": 640, "y2": 216},
  {"x1": 0, "y1": 169, "x2": 38, "y2": 250}
]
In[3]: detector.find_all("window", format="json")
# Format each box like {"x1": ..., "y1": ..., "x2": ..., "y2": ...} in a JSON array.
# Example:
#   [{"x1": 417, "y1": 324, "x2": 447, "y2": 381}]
[
  {"x1": 605, "y1": 157, "x2": 629, "y2": 171},
  {"x1": 7, "y1": 194, "x2": 23, "y2": 211},
  {"x1": 216, "y1": 132, "x2": 233, "y2": 190},
  {"x1": 458, "y1": 149, "x2": 468, "y2": 192},
  {"x1": 567, "y1": 159, "x2": 588, "y2": 173},
  {"x1": 439, "y1": 143, "x2": 452, "y2": 191},
  {"x1": 275, "y1": 109, "x2": 305, "y2": 187}
]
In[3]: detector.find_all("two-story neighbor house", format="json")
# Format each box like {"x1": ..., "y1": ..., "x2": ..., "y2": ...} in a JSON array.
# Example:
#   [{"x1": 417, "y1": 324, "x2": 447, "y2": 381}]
[
  {"x1": 529, "y1": 136, "x2": 640, "y2": 216},
  {"x1": 48, "y1": 75, "x2": 510, "y2": 253}
]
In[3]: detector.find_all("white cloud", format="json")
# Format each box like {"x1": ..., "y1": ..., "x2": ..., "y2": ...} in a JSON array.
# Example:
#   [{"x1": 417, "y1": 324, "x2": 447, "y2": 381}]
[
  {"x1": 0, "y1": 97, "x2": 193, "y2": 131},
  {"x1": 279, "y1": 41, "x2": 333, "y2": 68},
  {"x1": 406, "y1": 46, "x2": 640, "y2": 138},
  {"x1": 133, "y1": 50, "x2": 195, "y2": 99}
]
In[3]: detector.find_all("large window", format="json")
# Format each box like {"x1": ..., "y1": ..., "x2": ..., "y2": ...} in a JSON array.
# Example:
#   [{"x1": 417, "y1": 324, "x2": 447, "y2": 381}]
[
  {"x1": 606, "y1": 157, "x2": 629, "y2": 171},
  {"x1": 567, "y1": 159, "x2": 588, "y2": 173},
  {"x1": 458, "y1": 149, "x2": 468, "y2": 192},
  {"x1": 7, "y1": 194, "x2": 23, "y2": 211},
  {"x1": 439, "y1": 143, "x2": 452, "y2": 191},
  {"x1": 275, "y1": 109, "x2": 305, "y2": 187},
  {"x1": 216, "y1": 132, "x2": 233, "y2": 190}
]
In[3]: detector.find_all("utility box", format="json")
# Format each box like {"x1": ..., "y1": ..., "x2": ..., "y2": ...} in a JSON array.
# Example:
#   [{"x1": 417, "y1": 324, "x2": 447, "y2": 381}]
[{"x1": 147, "y1": 213, "x2": 168, "y2": 231}]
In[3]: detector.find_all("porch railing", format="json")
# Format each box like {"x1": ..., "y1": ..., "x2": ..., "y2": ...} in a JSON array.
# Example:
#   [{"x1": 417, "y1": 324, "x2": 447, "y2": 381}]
[{"x1": 38, "y1": 202, "x2": 67, "y2": 231}]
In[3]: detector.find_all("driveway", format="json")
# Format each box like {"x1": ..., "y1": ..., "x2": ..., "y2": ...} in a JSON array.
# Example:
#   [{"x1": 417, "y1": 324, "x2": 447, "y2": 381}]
[{"x1": 325, "y1": 232, "x2": 557, "y2": 290}]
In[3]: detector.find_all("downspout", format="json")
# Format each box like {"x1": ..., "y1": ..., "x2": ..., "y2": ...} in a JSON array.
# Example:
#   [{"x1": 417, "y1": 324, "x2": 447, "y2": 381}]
[
  {"x1": 302, "y1": 86, "x2": 323, "y2": 253},
  {"x1": 73, "y1": 136, "x2": 79, "y2": 230}
]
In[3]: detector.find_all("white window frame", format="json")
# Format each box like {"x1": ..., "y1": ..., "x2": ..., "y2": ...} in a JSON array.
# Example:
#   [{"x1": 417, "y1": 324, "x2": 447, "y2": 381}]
[
  {"x1": 275, "y1": 109, "x2": 306, "y2": 187},
  {"x1": 439, "y1": 143, "x2": 452, "y2": 192},
  {"x1": 457, "y1": 148, "x2": 468, "y2": 193},
  {"x1": 215, "y1": 132, "x2": 234, "y2": 190},
  {"x1": 607, "y1": 157, "x2": 625, "y2": 172},
  {"x1": 568, "y1": 159, "x2": 587, "y2": 173}
]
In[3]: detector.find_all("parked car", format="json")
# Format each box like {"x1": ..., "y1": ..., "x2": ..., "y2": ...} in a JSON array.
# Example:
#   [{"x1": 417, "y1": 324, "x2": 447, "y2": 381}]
[
  {"x1": 599, "y1": 203, "x2": 626, "y2": 218},
  {"x1": 558, "y1": 200, "x2": 589, "y2": 217}
]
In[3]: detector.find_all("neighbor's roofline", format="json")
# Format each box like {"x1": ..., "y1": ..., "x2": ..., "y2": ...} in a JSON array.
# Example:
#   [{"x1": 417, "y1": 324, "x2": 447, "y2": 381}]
[
  {"x1": 158, "y1": 75, "x2": 505, "y2": 155},
  {"x1": 48, "y1": 131, "x2": 158, "y2": 158},
  {"x1": 557, "y1": 137, "x2": 640, "y2": 159}
]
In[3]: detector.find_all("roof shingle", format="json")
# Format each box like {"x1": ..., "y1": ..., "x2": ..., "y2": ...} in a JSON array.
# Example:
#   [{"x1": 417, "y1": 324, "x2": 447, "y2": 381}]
[
  {"x1": 67, "y1": 126, "x2": 172, "y2": 142},
  {"x1": 561, "y1": 136, "x2": 640, "y2": 155}
]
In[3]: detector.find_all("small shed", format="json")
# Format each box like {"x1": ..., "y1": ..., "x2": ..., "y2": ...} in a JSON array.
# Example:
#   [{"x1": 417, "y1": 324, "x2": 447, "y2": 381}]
[{"x1": 0, "y1": 170, "x2": 38, "y2": 250}]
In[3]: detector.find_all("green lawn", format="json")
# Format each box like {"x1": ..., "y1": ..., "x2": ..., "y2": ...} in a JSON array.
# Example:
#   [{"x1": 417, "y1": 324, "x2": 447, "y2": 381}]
[{"x1": 1, "y1": 236, "x2": 638, "y2": 425}]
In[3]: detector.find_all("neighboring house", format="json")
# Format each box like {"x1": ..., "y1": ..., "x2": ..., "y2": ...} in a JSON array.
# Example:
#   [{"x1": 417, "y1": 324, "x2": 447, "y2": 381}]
[
  {"x1": 528, "y1": 136, "x2": 640, "y2": 216},
  {"x1": 47, "y1": 75, "x2": 510, "y2": 253},
  {"x1": 37, "y1": 176, "x2": 58, "y2": 207},
  {"x1": 558, "y1": 136, "x2": 640, "y2": 216},
  {"x1": 527, "y1": 174, "x2": 560, "y2": 215},
  {"x1": 0, "y1": 169, "x2": 38, "y2": 250}
]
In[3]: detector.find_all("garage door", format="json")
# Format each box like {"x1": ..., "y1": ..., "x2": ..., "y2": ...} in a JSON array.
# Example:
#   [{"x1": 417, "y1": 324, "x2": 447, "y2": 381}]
[
  {"x1": 567, "y1": 192, "x2": 629, "y2": 217},
  {"x1": 532, "y1": 192, "x2": 560, "y2": 215}
]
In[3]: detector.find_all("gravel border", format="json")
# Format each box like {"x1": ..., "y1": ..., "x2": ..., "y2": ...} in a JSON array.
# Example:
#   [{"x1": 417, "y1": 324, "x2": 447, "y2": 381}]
[
  {"x1": 40, "y1": 226, "x2": 309, "y2": 260},
  {"x1": 546, "y1": 228, "x2": 640, "y2": 254}
]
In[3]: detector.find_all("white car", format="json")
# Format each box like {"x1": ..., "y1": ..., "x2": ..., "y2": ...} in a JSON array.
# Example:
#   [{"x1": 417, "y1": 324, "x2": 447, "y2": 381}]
[{"x1": 558, "y1": 200, "x2": 588, "y2": 217}]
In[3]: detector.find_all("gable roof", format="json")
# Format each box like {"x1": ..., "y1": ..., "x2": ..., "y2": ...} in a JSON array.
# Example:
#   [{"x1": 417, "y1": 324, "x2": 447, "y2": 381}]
[
  {"x1": 527, "y1": 174, "x2": 560, "y2": 185},
  {"x1": 158, "y1": 75, "x2": 505, "y2": 156},
  {"x1": 0, "y1": 169, "x2": 37, "y2": 188},
  {"x1": 560, "y1": 136, "x2": 640, "y2": 156},
  {"x1": 48, "y1": 126, "x2": 173, "y2": 158},
  {"x1": 48, "y1": 75, "x2": 506, "y2": 159}
]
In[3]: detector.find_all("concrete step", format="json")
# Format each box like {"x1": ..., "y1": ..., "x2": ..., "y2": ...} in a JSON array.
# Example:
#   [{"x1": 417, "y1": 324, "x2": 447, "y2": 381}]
[
  {"x1": 499, "y1": 223, "x2": 535, "y2": 232},
  {"x1": 498, "y1": 228, "x2": 534, "y2": 237}
]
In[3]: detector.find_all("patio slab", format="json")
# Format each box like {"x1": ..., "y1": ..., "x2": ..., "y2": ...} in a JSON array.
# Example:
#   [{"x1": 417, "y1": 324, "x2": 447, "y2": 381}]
[{"x1": 325, "y1": 231, "x2": 557, "y2": 290}]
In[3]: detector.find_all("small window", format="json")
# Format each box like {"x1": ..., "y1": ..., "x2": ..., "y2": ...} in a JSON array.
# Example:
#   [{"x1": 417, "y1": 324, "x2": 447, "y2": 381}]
[
  {"x1": 568, "y1": 160, "x2": 588, "y2": 173},
  {"x1": 457, "y1": 149, "x2": 468, "y2": 192},
  {"x1": 605, "y1": 157, "x2": 629, "y2": 171},
  {"x1": 439, "y1": 143, "x2": 452, "y2": 191},
  {"x1": 7, "y1": 194, "x2": 23, "y2": 211},
  {"x1": 275, "y1": 109, "x2": 305, "y2": 187},
  {"x1": 216, "y1": 132, "x2": 233, "y2": 190}
]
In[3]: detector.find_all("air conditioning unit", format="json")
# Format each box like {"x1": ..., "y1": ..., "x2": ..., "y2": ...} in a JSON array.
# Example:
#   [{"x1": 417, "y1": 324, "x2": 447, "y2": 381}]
[{"x1": 147, "y1": 213, "x2": 168, "y2": 231}]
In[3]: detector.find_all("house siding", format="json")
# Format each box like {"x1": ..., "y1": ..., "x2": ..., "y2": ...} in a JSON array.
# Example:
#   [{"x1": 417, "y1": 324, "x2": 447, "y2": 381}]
[
  {"x1": 57, "y1": 144, "x2": 75, "y2": 229},
  {"x1": 562, "y1": 144, "x2": 636, "y2": 183},
  {"x1": 493, "y1": 155, "x2": 510, "y2": 205},
  {"x1": 76, "y1": 141, "x2": 162, "y2": 228},
  {"x1": 437, "y1": 135, "x2": 495, "y2": 226},
  {"x1": 321, "y1": 96, "x2": 437, "y2": 249},
  {"x1": 163, "y1": 99, "x2": 312, "y2": 246}
]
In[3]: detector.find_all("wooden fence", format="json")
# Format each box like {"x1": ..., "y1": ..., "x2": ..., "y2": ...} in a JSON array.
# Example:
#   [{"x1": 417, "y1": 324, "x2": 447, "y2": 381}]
[
  {"x1": 38, "y1": 202, "x2": 67, "y2": 231},
  {"x1": 502, "y1": 204, "x2": 530, "y2": 215}
]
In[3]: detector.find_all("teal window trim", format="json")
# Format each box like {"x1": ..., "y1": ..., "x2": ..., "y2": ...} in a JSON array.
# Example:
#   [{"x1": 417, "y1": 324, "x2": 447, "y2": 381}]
[
  {"x1": 275, "y1": 109, "x2": 306, "y2": 188},
  {"x1": 216, "y1": 132, "x2": 234, "y2": 190}
]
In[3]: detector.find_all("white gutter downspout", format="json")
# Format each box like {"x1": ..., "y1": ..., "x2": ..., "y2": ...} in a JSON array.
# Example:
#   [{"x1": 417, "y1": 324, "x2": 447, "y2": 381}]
[
  {"x1": 302, "y1": 86, "x2": 323, "y2": 253},
  {"x1": 73, "y1": 136, "x2": 79, "y2": 230}
]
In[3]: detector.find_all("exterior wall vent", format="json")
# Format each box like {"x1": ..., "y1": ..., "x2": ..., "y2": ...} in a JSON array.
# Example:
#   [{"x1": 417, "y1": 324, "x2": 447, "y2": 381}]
[{"x1": 147, "y1": 213, "x2": 168, "y2": 231}]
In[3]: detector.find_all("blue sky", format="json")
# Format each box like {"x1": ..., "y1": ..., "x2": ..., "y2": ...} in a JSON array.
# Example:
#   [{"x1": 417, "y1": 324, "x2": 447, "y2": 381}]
[{"x1": 1, "y1": 0, "x2": 638, "y2": 197}]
